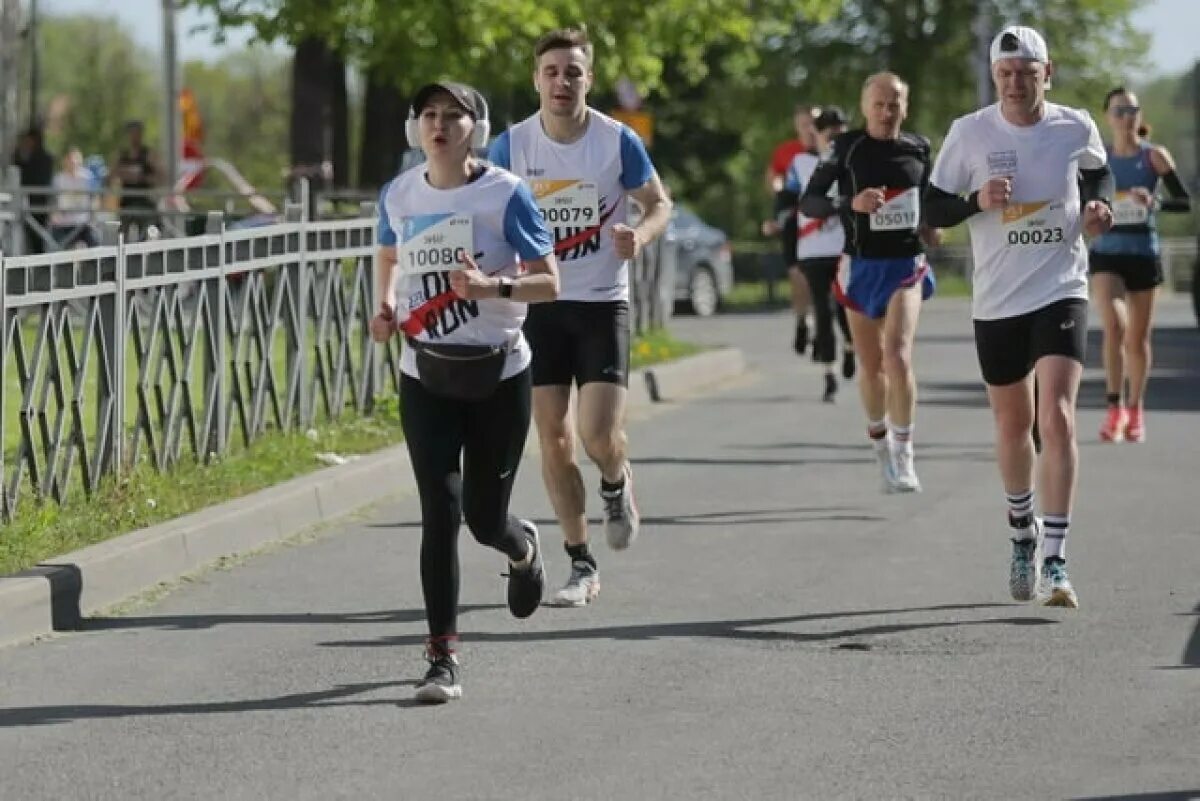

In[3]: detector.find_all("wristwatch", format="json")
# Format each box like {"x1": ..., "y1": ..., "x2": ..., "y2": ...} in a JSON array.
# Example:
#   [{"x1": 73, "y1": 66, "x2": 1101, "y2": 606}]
[{"x1": 498, "y1": 277, "x2": 514, "y2": 298}]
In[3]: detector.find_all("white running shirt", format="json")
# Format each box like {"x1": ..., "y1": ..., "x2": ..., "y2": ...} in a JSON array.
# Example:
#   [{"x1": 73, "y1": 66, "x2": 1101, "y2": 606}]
[
  {"x1": 784, "y1": 150, "x2": 844, "y2": 260},
  {"x1": 488, "y1": 109, "x2": 655, "y2": 302},
  {"x1": 377, "y1": 165, "x2": 553, "y2": 380},
  {"x1": 929, "y1": 102, "x2": 1106, "y2": 320}
]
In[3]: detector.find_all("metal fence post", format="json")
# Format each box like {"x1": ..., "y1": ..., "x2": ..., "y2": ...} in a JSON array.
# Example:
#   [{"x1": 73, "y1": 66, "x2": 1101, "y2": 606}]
[
  {"x1": 0, "y1": 243, "x2": 8, "y2": 519},
  {"x1": 98, "y1": 220, "x2": 124, "y2": 475},
  {"x1": 283, "y1": 195, "x2": 307, "y2": 429},
  {"x1": 204, "y1": 210, "x2": 225, "y2": 459},
  {"x1": 360, "y1": 200, "x2": 379, "y2": 411}
]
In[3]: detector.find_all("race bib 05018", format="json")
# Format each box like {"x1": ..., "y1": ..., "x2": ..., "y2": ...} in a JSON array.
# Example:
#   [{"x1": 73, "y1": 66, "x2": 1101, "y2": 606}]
[
  {"x1": 398, "y1": 213, "x2": 474, "y2": 276},
  {"x1": 870, "y1": 187, "x2": 920, "y2": 231},
  {"x1": 1113, "y1": 191, "x2": 1150, "y2": 226},
  {"x1": 531, "y1": 179, "x2": 600, "y2": 227},
  {"x1": 1001, "y1": 200, "x2": 1067, "y2": 248}
]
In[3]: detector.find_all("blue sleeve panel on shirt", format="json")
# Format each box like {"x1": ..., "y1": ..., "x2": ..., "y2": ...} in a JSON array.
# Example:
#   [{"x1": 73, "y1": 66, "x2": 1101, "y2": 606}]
[
  {"x1": 619, "y1": 126, "x2": 655, "y2": 191},
  {"x1": 783, "y1": 161, "x2": 802, "y2": 194},
  {"x1": 487, "y1": 130, "x2": 512, "y2": 170},
  {"x1": 504, "y1": 182, "x2": 554, "y2": 261},
  {"x1": 376, "y1": 181, "x2": 397, "y2": 246}
]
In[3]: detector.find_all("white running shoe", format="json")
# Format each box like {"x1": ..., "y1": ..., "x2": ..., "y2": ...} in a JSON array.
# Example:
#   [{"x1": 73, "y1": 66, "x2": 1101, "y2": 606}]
[
  {"x1": 1008, "y1": 517, "x2": 1042, "y2": 602},
  {"x1": 550, "y1": 560, "x2": 601, "y2": 607},
  {"x1": 891, "y1": 446, "x2": 922, "y2": 493},
  {"x1": 601, "y1": 463, "x2": 640, "y2": 550},
  {"x1": 874, "y1": 443, "x2": 900, "y2": 494},
  {"x1": 1038, "y1": 557, "x2": 1079, "y2": 609}
]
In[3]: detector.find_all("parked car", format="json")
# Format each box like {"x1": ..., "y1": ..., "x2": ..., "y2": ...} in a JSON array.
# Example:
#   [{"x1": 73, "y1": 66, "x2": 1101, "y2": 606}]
[{"x1": 670, "y1": 205, "x2": 733, "y2": 317}]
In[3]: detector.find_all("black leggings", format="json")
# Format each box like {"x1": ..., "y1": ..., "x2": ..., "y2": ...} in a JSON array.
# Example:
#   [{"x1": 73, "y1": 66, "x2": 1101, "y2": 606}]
[
  {"x1": 799, "y1": 257, "x2": 852, "y2": 364},
  {"x1": 401, "y1": 369, "x2": 532, "y2": 640}
]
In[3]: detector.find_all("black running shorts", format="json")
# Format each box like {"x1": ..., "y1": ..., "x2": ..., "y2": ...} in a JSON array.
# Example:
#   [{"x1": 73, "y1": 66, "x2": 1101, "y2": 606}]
[
  {"x1": 524, "y1": 300, "x2": 630, "y2": 388},
  {"x1": 973, "y1": 298, "x2": 1088, "y2": 387},
  {"x1": 1088, "y1": 252, "x2": 1163, "y2": 293}
]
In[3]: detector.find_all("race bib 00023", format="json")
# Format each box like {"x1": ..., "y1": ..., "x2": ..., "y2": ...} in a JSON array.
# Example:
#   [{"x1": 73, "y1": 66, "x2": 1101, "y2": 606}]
[
  {"x1": 869, "y1": 187, "x2": 920, "y2": 231},
  {"x1": 1112, "y1": 191, "x2": 1150, "y2": 226},
  {"x1": 1001, "y1": 200, "x2": 1067, "y2": 248},
  {"x1": 531, "y1": 179, "x2": 600, "y2": 227},
  {"x1": 398, "y1": 213, "x2": 474, "y2": 276}
]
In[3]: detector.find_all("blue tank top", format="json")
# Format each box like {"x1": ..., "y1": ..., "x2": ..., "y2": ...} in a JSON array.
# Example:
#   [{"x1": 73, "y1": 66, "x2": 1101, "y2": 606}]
[{"x1": 1091, "y1": 142, "x2": 1159, "y2": 257}]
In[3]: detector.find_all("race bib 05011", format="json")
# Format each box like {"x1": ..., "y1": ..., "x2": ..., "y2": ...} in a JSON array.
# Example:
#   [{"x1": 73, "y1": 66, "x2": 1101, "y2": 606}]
[
  {"x1": 870, "y1": 187, "x2": 920, "y2": 231},
  {"x1": 1001, "y1": 200, "x2": 1067, "y2": 248},
  {"x1": 531, "y1": 179, "x2": 600, "y2": 227},
  {"x1": 1113, "y1": 191, "x2": 1150, "y2": 226},
  {"x1": 398, "y1": 213, "x2": 474, "y2": 276}
]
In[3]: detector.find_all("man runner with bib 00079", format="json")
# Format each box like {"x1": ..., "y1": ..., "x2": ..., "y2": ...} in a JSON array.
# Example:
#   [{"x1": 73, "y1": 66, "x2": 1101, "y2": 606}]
[
  {"x1": 799, "y1": 72, "x2": 939, "y2": 495},
  {"x1": 925, "y1": 26, "x2": 1115, "y2": 609},
  {"x1": 488, "y1": 27, "x2": 672, "y2": 607}
]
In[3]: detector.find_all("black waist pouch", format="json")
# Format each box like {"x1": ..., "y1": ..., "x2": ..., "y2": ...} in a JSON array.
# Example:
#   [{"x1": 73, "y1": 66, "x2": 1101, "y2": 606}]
[{"x1": 407, "y1": 337, "x2": 511, "y2": 401}]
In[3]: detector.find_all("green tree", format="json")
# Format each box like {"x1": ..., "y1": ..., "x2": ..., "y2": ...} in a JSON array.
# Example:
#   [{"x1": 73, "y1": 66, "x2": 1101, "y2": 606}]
[
  {"x1": 1137, "y1": 64, "x2": 1199, "y2": 237},
  {"x1": 182, "y1": 49, "x2": 291, "y2": 195},
  {"x1": 32, "y1": 14, "x2": 160, "y2": 163},
  {"x1": 653, "y1": 0, "x2": 1151, "y2": 239}
]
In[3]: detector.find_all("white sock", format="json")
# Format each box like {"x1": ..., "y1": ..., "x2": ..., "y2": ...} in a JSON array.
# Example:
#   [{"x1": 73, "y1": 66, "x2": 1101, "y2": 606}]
[
  {"x1": 1006, "y1": 489, "x2": 1036, "y2": 541},
  {"x1": 1043, "y1": 515, "x2": 1068, "y2": 559}
]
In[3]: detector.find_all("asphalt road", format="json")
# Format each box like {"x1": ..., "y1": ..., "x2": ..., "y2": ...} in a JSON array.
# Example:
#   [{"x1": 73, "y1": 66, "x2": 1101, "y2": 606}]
[{"x1": 1, "y1": 296, "x2": 1197, "y2": 801}]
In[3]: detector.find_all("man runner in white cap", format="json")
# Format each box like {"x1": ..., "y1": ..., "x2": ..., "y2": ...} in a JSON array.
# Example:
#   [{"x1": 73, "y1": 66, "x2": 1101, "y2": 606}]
[{"x1": 925, "y1": 25, "x2": 1114, "y2": 608}]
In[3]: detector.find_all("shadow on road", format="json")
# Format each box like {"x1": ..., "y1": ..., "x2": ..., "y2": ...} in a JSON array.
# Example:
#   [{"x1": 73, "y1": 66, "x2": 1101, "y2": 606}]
[
  {"x1": 1079, "y1": 324, "x2": 1200, "y2": 413},
  {"x1": 80, "y1": 604, "x2": 504, "y2": 632},
  {"x1": 1179, "y1": 602, "x2": 1200, "y2": 669},
  {"x1": 0, "y1": 680, "x2": 424, "y2": 728},
  {"x1": 368, "y1": 506, "x2": 888, "y2": 531},
  {"x1": 316, "y1": 602, "x2": 1055, "y2": 651},
  {"x1": 1071, "y1": 792, "x2": 1200, "y2": 800},
  {"x1": 917, "y1": 325, "x2": 1200, "y2": 414}
]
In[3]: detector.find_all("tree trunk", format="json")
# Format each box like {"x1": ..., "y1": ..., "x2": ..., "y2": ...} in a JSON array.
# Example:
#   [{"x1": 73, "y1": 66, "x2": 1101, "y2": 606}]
[
  {"x1": 327, "y1": 50, "x2": 349, "y2": 188},
  {"x1": 357, "y1": 70, "x2": 406, "y2": 190},
  {"x1": 289, "y1": 36, "x2": 328, "y2": 206}
]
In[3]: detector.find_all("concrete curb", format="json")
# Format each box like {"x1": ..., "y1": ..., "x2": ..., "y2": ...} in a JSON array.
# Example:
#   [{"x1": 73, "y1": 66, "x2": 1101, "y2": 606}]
[{"x1": 0, "y1": 346, "x2": 745, "y2": 648}]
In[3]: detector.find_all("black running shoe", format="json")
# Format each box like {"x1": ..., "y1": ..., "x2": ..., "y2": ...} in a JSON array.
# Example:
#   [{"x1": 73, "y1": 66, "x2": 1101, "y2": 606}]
[
  {"x1": 793, "y1": 318, "x2": 809, "y2": 355},
  {"x1": 506, "y1": 520, "x2": 545, "y2": 619},
  {"x1": 415, "y1": 641, "x2": 462, "y2": 704},
  {"x1": 822, "y1": 373, "x2": 837, "y2": 403}
]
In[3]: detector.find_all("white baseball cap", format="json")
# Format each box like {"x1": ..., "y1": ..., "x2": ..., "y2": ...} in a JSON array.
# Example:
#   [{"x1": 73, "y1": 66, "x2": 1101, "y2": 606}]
[{"x1": 990, "y1": 25, "x2": 1049, "y2": 65}]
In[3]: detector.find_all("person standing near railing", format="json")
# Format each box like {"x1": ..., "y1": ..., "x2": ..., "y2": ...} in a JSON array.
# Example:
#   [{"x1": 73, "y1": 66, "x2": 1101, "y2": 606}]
[
  {"x1": 12, "y1": 127, "x2": 54, "y2": 254},
  {"x1": 370, "y1": 81, "x2": 560, "y2": 704},
  {"x1": 110, "y1": 120, "x2": 161, "y2": 240},
  {"x1": 50, "y1": 147, "x2": 98, "y2": 249}
]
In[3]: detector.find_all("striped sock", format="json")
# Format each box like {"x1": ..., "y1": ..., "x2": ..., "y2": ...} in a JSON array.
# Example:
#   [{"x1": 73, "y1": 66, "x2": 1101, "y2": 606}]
[
  {"x1": 1007, "y1": 489, "x2": 1036, "y2": 540},
  {"x1": 1006, "y1": 489, "x2": 1034, "y2": 518},
  {"x1": 1043, "y1": 514, "x2": 1069, "y2": 559}
]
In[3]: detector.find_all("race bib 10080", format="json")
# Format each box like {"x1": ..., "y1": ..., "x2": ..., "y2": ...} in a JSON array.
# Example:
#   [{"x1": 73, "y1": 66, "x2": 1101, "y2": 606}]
[
  {"x1": 531, "y1": 179, "x2": 600, "y2": 227},
  {"x1": 869, "y1": 187, "x2": 920, "y2": 231},
  {"x1": 1001, "y1": 200, "x2": 1067, "y2": 248},
  {"x1": 1113, "y1": 191, "x2": 1150, "y2": 226},
  {"x1": 398, "y1": 213, "x2": 474, "y2": 276}
]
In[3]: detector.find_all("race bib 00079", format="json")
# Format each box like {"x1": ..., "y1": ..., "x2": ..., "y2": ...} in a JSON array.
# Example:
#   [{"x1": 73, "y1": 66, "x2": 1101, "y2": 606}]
[
  {"x1": 531, "y1": 179, "x2": 600, "y2": 227},
  {"x1": 398, "y1": 213, "x2": 474, "y2": 276}
]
